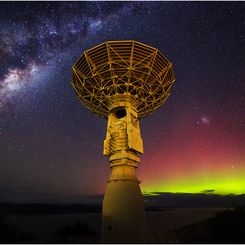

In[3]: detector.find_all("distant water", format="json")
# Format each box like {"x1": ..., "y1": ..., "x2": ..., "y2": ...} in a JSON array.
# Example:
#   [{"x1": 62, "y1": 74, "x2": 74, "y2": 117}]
[
  {"x1": 6, "y1": 208, "x2": 225, "y2": 242},
  {"x1": 6, "y1": 213, "x2": 102, "y2": 241}
]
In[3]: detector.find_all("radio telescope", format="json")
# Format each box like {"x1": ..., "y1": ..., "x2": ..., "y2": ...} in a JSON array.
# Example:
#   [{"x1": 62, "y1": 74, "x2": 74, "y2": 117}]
[{"x1": 71, "y1": 40, "x2": 175, "y2": 243}]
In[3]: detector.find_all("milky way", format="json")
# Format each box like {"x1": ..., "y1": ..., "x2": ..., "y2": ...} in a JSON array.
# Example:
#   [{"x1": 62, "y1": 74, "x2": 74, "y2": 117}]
[{"x1": 0, "y1": 2, "x2": 244, "y2": 202}]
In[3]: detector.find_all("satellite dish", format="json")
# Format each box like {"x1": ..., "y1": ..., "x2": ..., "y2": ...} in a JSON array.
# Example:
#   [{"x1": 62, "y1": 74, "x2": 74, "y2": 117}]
[
  {"x1": 72, "y1": 40, "x2": 175, "y2": 118},
  {"x1": 71, "y1": 40, "x2": 175, "y2": 243}
]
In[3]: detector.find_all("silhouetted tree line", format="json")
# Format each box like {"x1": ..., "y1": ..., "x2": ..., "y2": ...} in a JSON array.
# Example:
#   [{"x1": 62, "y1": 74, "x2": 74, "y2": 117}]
[
  {"x1": 53, "y1": 221, "x2": 98, "y2": 243},
  {"x1": 0, "y1": 216, "x2": 36, "y2": 243},
  {"x1": 0, "y1": 215, "x2": 98, "y2": 243}
]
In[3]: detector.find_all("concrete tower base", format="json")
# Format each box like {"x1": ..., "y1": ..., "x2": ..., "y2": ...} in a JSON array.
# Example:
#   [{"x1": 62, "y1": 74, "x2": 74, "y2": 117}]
[{"x1": 102, "y1": 165, "x2": 146, "y2": 243}]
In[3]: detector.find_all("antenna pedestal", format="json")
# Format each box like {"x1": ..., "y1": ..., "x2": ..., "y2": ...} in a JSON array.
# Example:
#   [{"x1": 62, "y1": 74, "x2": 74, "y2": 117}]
[
  {"x1": 102, "y1": 96, "x2": 146, "y2": 243},
  {"x1": 102, "y1": 167, "x2": 145, "y2": 243}
]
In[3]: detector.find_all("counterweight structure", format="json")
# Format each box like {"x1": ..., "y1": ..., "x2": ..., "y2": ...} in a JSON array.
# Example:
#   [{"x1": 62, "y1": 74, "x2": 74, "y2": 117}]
[{"x1": 71, "y1": 40, "x2": 175, "y2": 243}]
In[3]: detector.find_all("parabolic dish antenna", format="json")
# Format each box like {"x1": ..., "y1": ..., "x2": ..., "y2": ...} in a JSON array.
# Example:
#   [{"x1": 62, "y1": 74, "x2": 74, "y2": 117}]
[
  {"x1": 72, "y1": 40, "x2": 175, "y2": 118},
  {"x1": 71, "y1": 40, "x2": 175, "y2": 243}
]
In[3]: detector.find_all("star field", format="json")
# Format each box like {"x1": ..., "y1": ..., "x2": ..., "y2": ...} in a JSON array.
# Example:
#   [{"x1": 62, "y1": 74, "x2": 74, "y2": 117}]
[{"x1": 0, "y1": 2, "x2": 244, "y2": 202}]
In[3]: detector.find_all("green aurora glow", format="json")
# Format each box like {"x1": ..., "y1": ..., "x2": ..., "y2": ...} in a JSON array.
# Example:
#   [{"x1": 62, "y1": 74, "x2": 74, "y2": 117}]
[{"x1": 142, "y1": 168, "x2": 245, "y2": 195}]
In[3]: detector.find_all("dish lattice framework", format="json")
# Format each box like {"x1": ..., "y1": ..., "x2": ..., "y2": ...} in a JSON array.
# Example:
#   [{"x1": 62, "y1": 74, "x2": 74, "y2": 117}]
[{"x1": 72, "y1": 40, "x2": 175, "y2": 118}]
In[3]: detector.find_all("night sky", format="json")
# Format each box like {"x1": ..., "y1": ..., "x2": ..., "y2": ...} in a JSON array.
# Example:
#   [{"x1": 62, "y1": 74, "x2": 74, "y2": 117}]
[{"x1": 1, "y1": 1, "x2": 244, "y2": 203}]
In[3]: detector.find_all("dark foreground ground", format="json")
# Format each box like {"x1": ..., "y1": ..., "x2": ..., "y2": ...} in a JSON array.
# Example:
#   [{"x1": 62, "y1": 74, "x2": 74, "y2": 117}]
[{"x1": 0, "y1": 203, "x2": 245, "y2": 243}]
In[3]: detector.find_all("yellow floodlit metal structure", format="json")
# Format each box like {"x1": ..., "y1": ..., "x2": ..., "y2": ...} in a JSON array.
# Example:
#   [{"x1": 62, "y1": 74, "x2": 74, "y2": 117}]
[
  {"x1": 71, "y1": 40, "x2": 175, "y2": 243},
  {"x1": 72, "y1": 40, "x2": 175, "y2": 119}
]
